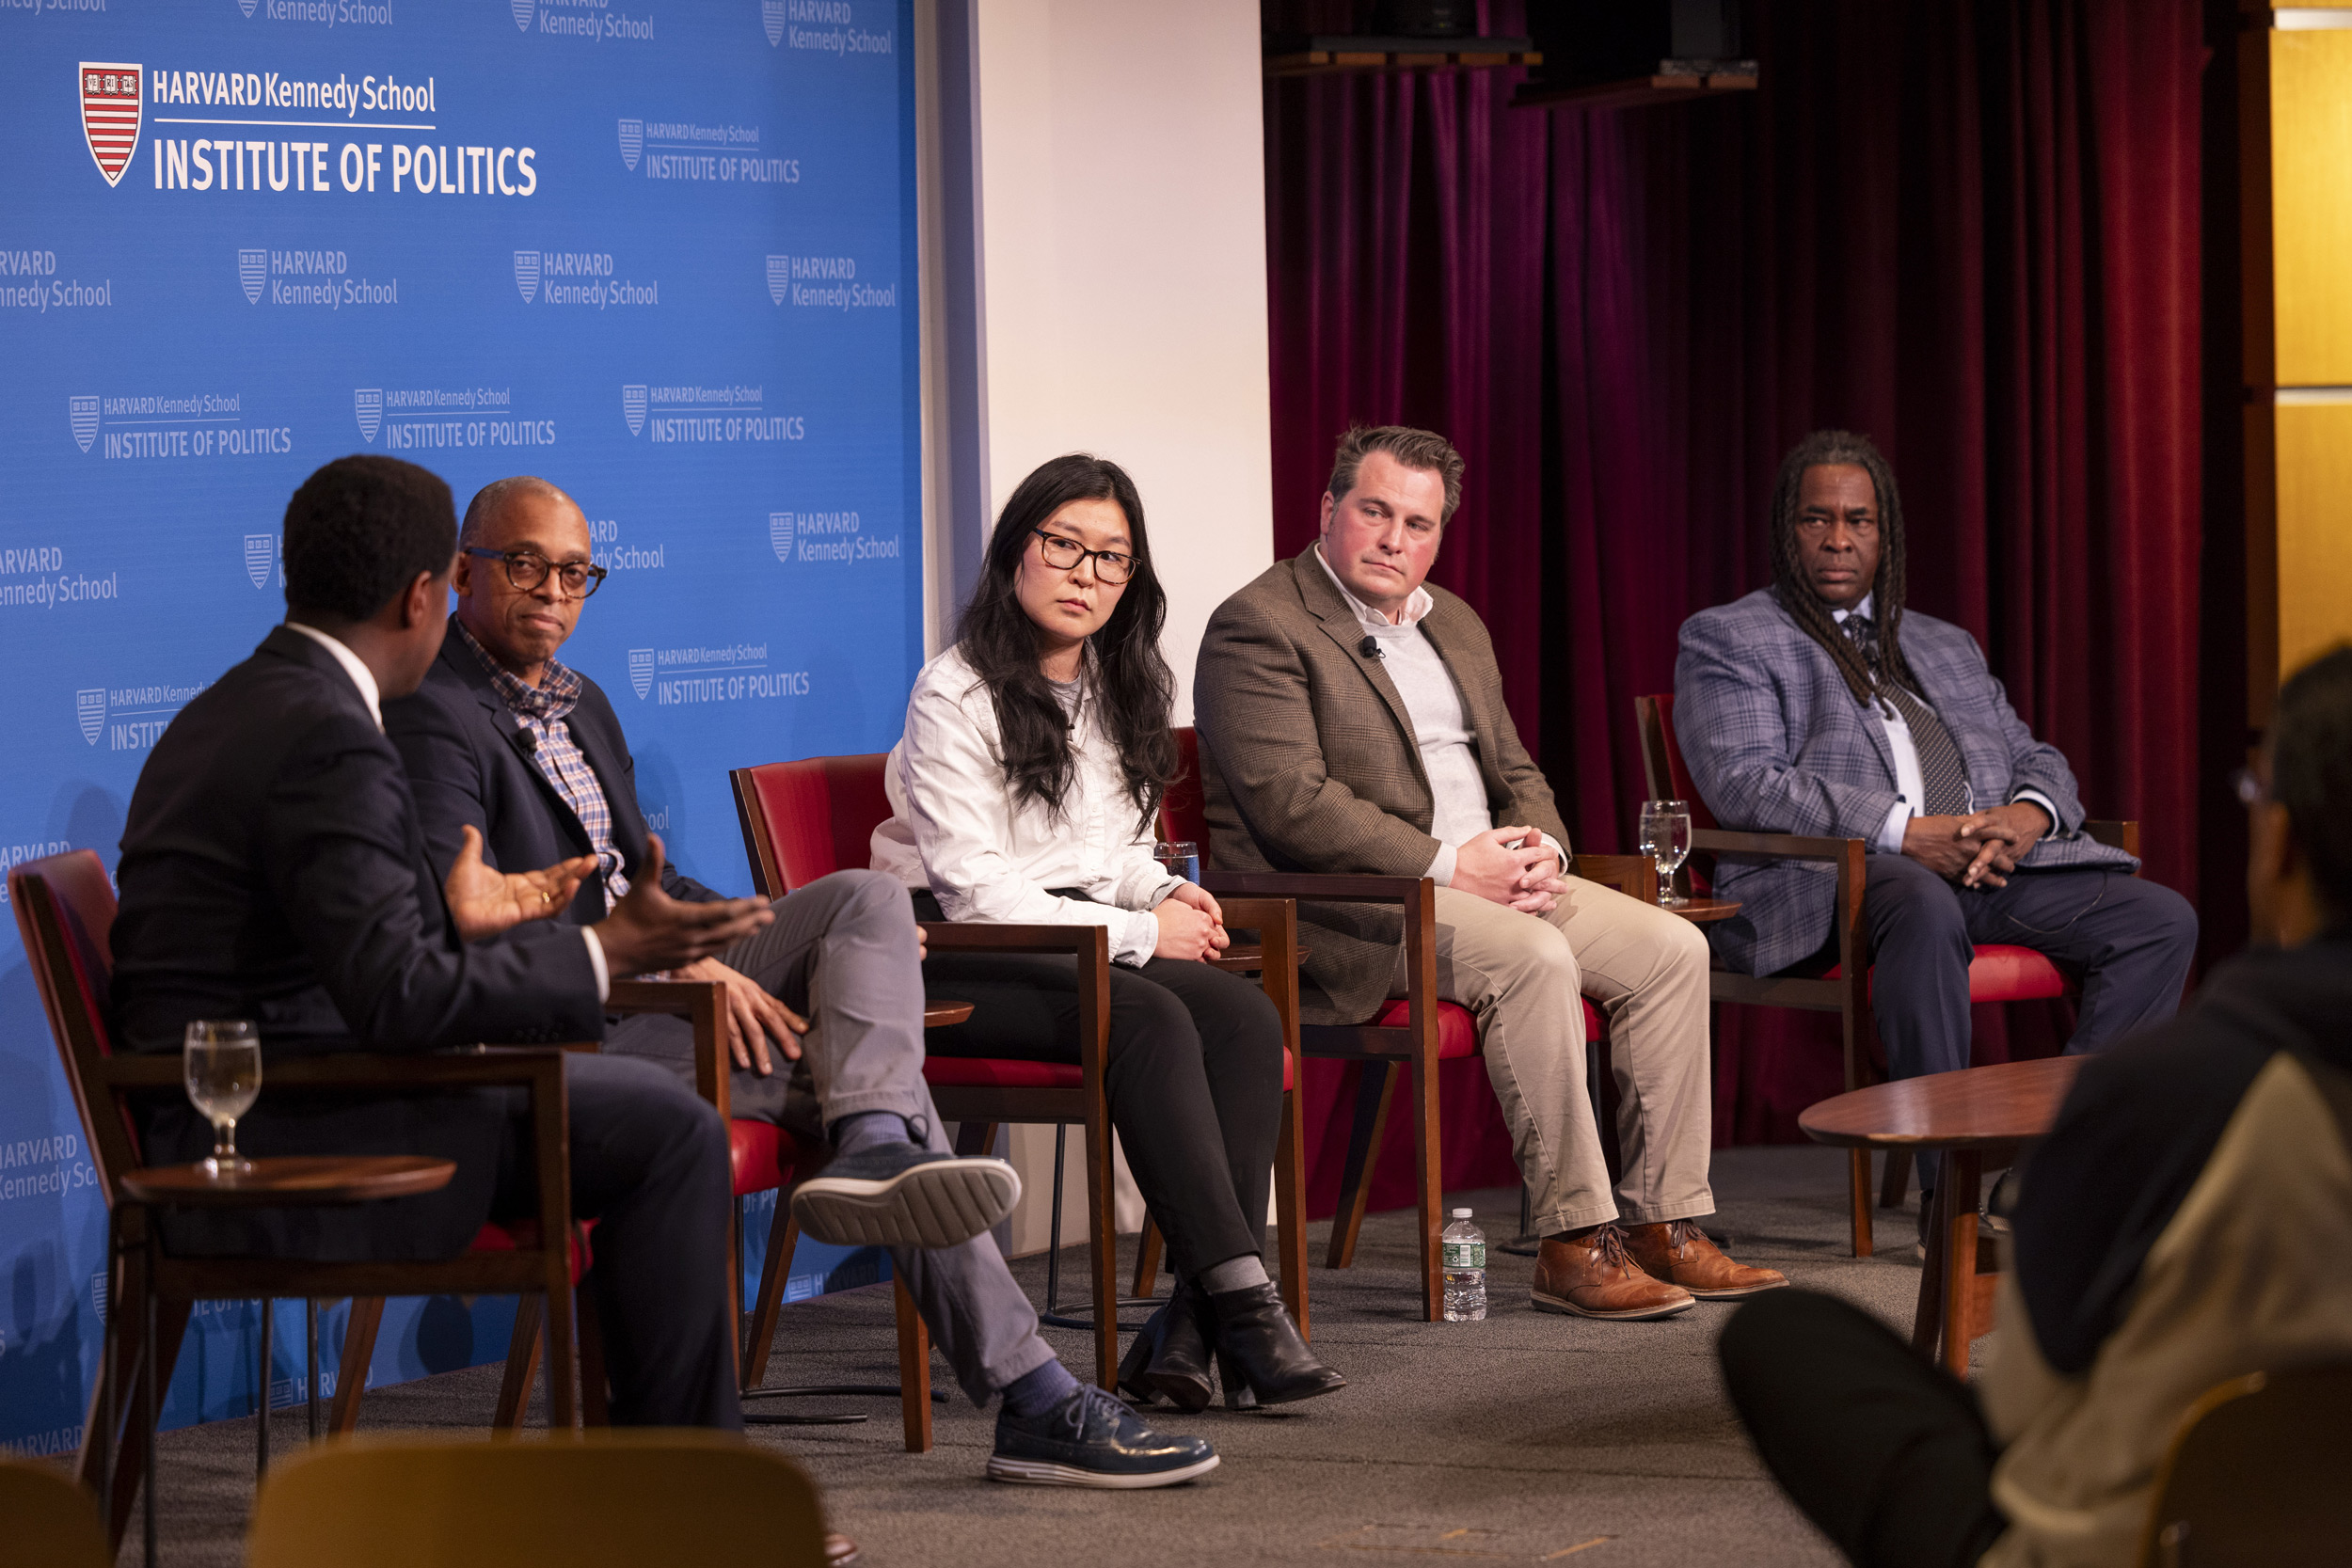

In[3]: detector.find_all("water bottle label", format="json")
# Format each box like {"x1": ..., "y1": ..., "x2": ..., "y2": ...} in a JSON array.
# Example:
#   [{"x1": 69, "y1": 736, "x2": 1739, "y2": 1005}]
[{"x1": 1442, "y1": 1241, "x2": 1486, "y2": 1270}]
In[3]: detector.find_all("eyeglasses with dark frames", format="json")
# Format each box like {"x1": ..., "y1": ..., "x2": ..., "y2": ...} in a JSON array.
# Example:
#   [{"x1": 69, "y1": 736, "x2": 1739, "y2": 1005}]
[
  {"x1": 1030, "y1": 529, "x2": 1137, "y2": 585},
  {"x1": 466, "y1": 546, "x2": 609, "y2": 599}
]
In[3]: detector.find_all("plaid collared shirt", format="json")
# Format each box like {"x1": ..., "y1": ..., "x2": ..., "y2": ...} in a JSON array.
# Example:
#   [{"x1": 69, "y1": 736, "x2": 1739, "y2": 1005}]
[{"x1": 457, "y1": 621, "x2": 630, "y2": 911}]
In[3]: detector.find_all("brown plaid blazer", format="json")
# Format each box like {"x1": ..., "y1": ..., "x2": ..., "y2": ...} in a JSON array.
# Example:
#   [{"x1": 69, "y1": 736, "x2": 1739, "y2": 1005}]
[{"x1": 1193, "y1": 546, "x2": 1572, "y2": 1023}]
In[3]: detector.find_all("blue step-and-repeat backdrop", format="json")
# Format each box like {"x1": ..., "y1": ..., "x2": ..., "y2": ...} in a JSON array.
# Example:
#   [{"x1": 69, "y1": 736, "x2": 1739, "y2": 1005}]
[{"x1": 0, "y1": 0, "x2": 920, "y2": 1453}]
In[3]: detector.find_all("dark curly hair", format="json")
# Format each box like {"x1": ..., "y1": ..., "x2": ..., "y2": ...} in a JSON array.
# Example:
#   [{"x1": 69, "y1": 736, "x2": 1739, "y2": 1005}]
[
  {"x1": 284, "y1": 455, "x2": 456, "y2": 623},
  {"x1": 954, "y1": 453, "x2": 1177, "y2": 832},
  {"x1": 1767, "y1": 429, "x2": 1920, "y2": 713}
]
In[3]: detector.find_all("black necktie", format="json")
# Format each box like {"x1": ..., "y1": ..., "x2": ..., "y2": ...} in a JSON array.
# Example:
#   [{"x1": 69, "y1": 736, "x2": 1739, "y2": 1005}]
[{"x1": 1846, "y1": 615, "x2": 1970, "y2": 816}]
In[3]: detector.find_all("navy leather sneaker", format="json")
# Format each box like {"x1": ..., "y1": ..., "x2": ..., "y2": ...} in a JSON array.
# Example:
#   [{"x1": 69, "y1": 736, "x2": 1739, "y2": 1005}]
[
  {"x1": 789, "y1": 1144, "x2": 1019, "y2": 1250},
  {"x1": 988, "y1": 1386, "x2": 1219, "y2": 1489}
]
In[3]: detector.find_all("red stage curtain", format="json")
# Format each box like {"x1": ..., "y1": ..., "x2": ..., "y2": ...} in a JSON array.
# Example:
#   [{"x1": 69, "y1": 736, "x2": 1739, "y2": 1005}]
[{"x1": 1264, "y1": 0, "x2": 2207, "y2": 1205}]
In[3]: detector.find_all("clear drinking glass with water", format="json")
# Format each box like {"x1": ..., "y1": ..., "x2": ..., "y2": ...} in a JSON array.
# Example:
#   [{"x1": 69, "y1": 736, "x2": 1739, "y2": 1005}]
[
  {"x1": 183, "y1": 1020, "x2": 261, "y2": 1177},
  {"x1": 1638, "y1": 800, "x2": 1693, "y2": 909},
  {"x1": 1152, "y1": 840, "x2": 1200, "y2": 883}
]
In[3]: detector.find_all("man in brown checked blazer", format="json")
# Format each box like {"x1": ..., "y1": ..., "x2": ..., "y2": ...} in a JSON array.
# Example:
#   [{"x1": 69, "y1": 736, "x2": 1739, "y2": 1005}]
[{"x1": 1194, "y1": 426, "x2": 1783, "y2": 1320}]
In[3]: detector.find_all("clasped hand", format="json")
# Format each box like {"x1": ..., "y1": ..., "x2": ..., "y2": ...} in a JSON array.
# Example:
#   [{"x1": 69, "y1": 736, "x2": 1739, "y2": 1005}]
[
  {"x1": 1902, "y1": 802, "x2": 2050, "y2": 889},
  {"x1": 1456, "y1": 826, "x2": 1567, "y2": 913},
  {"x1": 1152, "y1": 880, "x2": 1231, "y2": 962}
]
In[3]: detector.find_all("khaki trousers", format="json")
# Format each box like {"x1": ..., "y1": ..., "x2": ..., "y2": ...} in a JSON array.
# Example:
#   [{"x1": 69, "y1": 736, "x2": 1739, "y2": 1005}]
[{"x1": 1412, "y1": 880, "x2": 1715, "y2": 1233}]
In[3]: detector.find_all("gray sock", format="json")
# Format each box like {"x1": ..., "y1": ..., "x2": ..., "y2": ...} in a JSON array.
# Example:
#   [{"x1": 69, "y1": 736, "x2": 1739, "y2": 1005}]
[
  {"x1": 830, "y1": 1111, "x2": 915, "y2": 1157},
  {"x1": 1199, "y1": 1254, "x2": 1269, "y2": 1294}
]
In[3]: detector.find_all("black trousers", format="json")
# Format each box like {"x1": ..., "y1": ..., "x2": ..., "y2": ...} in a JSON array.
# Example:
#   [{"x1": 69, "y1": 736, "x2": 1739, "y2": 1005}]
[
  {"x1": 1865, "y1": 860, "x2": 2197, "y2": 1189},
  {"x1": 913, "y1": 891, "x2": 1284, "y2": 1279},
  {"x1": 1719, "y1": 1290, "x2": 2006, "y2": 1568}
]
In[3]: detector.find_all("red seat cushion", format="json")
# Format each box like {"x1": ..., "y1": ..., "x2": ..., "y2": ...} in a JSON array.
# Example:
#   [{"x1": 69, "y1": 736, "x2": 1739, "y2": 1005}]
[
  {"x1": 923, "y1": 1057, "x2": 1084, "y2": 1089},
  {"x1": 1824, "y1": 943, "x2": 2074, "y2": 1005},
  {"x1": 470, "y1": 1218, "x2": 595, "y2": 1287},
  {"x1": 1360, "y1": 998, "x2": 1601, "y2": 1058},
  {"x1": 728, "y1": 1118, "x2": 814, "y2": 1199}
]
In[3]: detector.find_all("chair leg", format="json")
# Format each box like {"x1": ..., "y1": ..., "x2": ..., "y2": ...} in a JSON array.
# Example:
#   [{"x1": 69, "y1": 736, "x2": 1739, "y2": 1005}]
[
  {"x1": 1275, "y1": 1064, "x2": 1311, "y2": 1339},
  {"x1": 1131, "y1": 1218, "x2": 1164, "y2": 1303},
  {"x1": 1879, "y1": 1148, "x2": 1913, "y2": 1210},
  {"x1": 576, "y1": 1291, "x2": 611, "y2": 1428},
  {"x1": 493, "y1": 1294, "x2": 545, "y2": 1432},
  {"x1": 892, "y1": 1275, "x2": 933, "y2": 1453},
  {"x1": 90, "y1": 1288, "x2": 189, "y2": 1554},
  {"x1": 1326, "y1": 1062, "x2": 1398, "y2": 1270},
  {"x1": 1084, "y1": 1112, "x2": 1120, "y2": 1390},
  {"x1": 543, "y1": 1271, "x2": 580, "y2": 1431},
  {"x1": 1408, "y1": 1050, "x2": 1441, "y2": 1323},
  {"x1": 952, "y1": 1120, "x2": 998, "y2": 1158},
  {"x1": 327, "y1": 1297, "x2": 385, "y2": 1434},
  {"x1": 1849, "y1": 1148, "x2": 1875, "y2": 1260},
  {"x1": 742, "y1": 1203, "x2": 798, "y2": 1391}
]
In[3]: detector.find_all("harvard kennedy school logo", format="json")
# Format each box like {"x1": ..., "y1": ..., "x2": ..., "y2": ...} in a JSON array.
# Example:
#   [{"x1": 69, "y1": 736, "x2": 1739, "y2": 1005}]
[
  {"x1": 80, "y1": 64, "x2": 144, "y2": 187},
  {"x1": 354, "y1": 388, "x2": 383, "y2": 443},
  {"x1": 628, "y1": 649, "x2": 654, "y2": 700},
  {"x1": 514, "y1": 251, "x2": 541, "y2": 305},
  {"x1": 621, "y1": 385, "x2": 647, "y2": 436},
  {"x1": 239, "y1": 249, "x2": 268, "y2": 305},
  {"x1": 244, "y1": 534, "x2": 275, "y2": 590},
  {"x1": 70, "y1": 396, "x2": 100, "y2": 453},
  {"x1": 619, "y1": 119, "x2": 643, "y2": 172},
  {"x1": 769, "y1": 513, "x2": 794, "y2": 563},
  {"x1": 76, "y1": 689, "x2": 105, "y2": 746}
]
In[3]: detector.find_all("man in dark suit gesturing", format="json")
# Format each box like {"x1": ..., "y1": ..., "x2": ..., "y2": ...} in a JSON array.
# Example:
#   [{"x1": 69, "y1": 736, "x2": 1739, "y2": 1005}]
[
  {"x1": 1674, "y1": 430, "x2": 2198, "y2": 1211},
  {"x1": 112, "y1": 455, "x2": 775, "y2": 1427},
  {"x1": 386, "y1": 475, "x2": 1218, "y2": 1489}
]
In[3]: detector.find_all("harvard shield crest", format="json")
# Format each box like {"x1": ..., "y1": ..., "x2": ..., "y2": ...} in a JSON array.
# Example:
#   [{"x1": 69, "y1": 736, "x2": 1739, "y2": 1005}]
[
  {"x1": 353, "y1": 388, "x2": 382, "y2": 443},
  {"x1": 622, "y1": 385, "x2": 647, "y2": 436},
  {"x1": 769, "y1": 513, "x2": 794, "y2": 562},
  {"x1": 619, "y1": 119, "x2": 644, "y2": 172},
  {"x1": 79, "y1": 63, "x2": 143, "y2": 187},
  {"x1": 76, "y1": 689, "x2": 106, "y2": 745},
  {"x1": 767, "y1": 256, "x2": 789, "y2": 306},
  {"x1": 244, "y1": 534, "x2": 275, "y2": 590},
  {"x1": 628, "y1": 649, "x2": 655, "y2": 700}
]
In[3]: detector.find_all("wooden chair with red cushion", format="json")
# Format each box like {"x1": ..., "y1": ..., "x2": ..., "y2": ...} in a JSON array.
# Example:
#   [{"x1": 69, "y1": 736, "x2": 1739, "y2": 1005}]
[
  {"x1": 730, "y1": 753, "x2": 1311, "y2": 1380},
  {"x1": 1163, "y1": 727, "x2": 1627, "y2": 1323},
  {"x1": 1635, "y1": 692, "x2": 2140, "y2": 1255},
  {"x1": 9, "y1": 850, "x2": 598, "y2": 1554}
]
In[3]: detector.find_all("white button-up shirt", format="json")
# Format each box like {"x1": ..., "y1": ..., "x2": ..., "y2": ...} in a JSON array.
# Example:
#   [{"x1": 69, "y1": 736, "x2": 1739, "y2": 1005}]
[
  {"x1": 872, "y1": 645, "x2": 1184, "y2": 965},
  {"x1": 1833, "y1": 596, "x2": 2057, "y2": 851}
]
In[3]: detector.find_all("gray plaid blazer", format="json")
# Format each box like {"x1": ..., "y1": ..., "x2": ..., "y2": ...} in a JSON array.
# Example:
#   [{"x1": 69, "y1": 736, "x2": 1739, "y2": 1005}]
[
  {"x1": 1195, "y1": 546, "x2": 1572, "y2": 1023},
  {"x1": 1674, "y1": 588, "x2": 2138, "y2": 978}
]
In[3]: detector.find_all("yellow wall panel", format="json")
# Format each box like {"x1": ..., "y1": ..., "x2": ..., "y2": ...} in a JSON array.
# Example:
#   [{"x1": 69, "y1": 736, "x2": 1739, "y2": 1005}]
[
  {"x1": 2278, "y1": 403, "x2": 2352, "y2": 678},
  {"x1": 2273, "y1": 32, "x2": 2352, "y2": 387}
]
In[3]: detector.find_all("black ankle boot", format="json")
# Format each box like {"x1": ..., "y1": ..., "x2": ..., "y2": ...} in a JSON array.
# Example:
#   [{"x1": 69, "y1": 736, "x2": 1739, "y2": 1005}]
[
  {"x1": 1142, "y1": 1281, "x2": 1214, "y2": 1412},
  {"x1": 1206, "y1": 1282, "x2": 1345, "y2": 1407},
  {"x1": 1117, "y1": 1300, "x2": 1168, "y2": 1406}
]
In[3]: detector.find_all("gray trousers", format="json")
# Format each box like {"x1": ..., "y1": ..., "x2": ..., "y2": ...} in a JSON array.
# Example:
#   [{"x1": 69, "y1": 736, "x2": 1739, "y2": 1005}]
[
  {"x1": 607, "y1": 868, "x2": 1056, "y2": 1404},
  {"x1": 1865, "y1": 858, "x2": 2199, "y2": 1190}
]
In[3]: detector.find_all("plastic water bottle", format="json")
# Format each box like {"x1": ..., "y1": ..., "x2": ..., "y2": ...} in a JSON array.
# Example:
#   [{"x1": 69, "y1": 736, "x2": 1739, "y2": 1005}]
[{"x1": 1441, "y1": 1208, "x2": 1487, "y2": 1322}]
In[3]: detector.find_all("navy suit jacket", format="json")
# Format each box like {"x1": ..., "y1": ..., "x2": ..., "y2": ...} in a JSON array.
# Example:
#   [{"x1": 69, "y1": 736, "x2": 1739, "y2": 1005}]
[
  {"x1": 110, "y1": 626, "x2": 606, "y2": 1259},
  {"x1": 1674, "y1": 588, "x2": 2137, "y2": 978},
  {"x1": 384, "y1": 622, "x2": 721, "y2": 935}
]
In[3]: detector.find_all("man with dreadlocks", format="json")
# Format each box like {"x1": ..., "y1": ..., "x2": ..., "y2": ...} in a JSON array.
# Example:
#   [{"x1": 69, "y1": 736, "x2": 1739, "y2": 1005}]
[{"x1": 1675, "y1": 431, "x2": 2197, "y2": 1225}]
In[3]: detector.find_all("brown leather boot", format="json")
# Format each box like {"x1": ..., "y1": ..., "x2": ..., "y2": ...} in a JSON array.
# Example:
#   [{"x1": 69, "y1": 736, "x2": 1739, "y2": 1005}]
[
  {"x1": 1530, "y1": 1226, "x2": 1693, "y2": 1321},
  {"x1": 1622, "y1": 1220, "x2": 1788, "y2": 1300}
]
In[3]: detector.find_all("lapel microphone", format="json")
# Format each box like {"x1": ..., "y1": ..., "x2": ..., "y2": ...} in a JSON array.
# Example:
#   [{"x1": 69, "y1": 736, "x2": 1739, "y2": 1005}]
[
  {"x1": 1359, "y1": 635, "x2": 1383, "y2": 660},
  {"x1": 512, "y1": 725, "x2": 538, "y2": 754}
]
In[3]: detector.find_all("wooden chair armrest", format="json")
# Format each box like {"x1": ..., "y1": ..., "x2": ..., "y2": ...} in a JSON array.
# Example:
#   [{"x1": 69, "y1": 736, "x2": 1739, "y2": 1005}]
[
  {"x1": 918, "y1": 922, "x2": 1116, "y2": 959},
  {"x1": 1692, "y1": 827, "x2": 1867, "y2": 863},
  {"x1": 1200, "y1": 870, "x2": 1429, "y2": 902},
  {"x1": 605, "y1": 978, "x2": 733, "y2": 1113},
  {"x1": 2084, "y1": 818, "x2": 2140, "y2": 858},
  {"x1": 1569, "y1": 853, "x2": 1659, "y2": 903},
  {"x1": 96, "y1": 1049, "x2": 578, "y2": 1092}
]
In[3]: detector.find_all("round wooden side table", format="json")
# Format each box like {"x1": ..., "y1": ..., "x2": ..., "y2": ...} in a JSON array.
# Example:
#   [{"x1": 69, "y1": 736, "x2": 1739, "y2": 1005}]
[{"x1": 1799, "y1": 1054, "x2": 2082, "y2": 1375}]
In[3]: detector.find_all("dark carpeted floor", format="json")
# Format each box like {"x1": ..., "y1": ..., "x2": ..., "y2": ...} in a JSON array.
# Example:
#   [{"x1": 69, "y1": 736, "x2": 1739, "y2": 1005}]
[{"x1": 116, "y1": 1145, "x2": 1968, "y2": 1566}]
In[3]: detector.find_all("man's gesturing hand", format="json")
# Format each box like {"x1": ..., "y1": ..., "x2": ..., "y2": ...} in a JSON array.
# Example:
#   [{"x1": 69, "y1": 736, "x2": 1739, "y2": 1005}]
[
  {"x1": 444, "y1": 825, "x2": 597, "y2": 942},
  {"x1": 1454, "y1": 826, "x2": 1556, "y2": 907},
  {"x1": 675, "y1": 956, "x2": 807, "y2": 1076},
  {"x1": 591, "y1": 833, "x2": 773, "y2": 976}
]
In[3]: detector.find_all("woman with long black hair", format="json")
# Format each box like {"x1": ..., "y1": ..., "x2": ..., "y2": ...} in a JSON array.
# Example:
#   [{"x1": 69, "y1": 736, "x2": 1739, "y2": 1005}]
[{"x1": 873, "y1": 452, "x2": 1343, "y2": 1413}]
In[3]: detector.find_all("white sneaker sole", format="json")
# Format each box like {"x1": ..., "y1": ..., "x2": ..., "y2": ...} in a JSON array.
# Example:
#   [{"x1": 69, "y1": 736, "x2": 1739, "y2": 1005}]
[
  {"x1": 790, "y1": 1158, "x2": 1020, "y2": 1250},
  {"x1": 1530, "y1": 1290, "x2": 1694, "y2": 1322},
  {"x1": 986, "y1": 1452, "x2": 1220, "y2": 1489}
]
